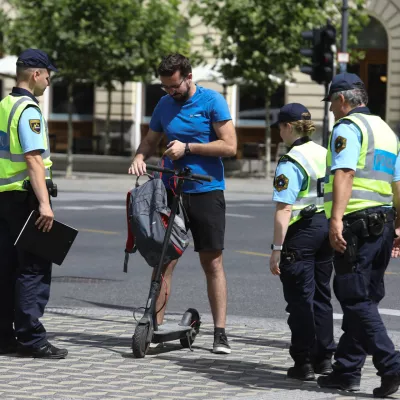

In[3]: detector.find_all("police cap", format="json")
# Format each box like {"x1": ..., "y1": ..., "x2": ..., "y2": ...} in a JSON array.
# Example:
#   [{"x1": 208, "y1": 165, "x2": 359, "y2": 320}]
[
  {"x1": 271, "y1": 103, "x2": 311, "y2": 128},
  {"x1": 16, "y1": 49, "x2": 58, "y2": 72},
  {"x1": 323, "y1": 72, "x2": 365, "y2": 101}
]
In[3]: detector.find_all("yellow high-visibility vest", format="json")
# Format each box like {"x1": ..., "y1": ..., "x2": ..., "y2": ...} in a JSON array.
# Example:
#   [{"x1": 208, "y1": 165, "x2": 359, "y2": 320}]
[
  {"x1": 324, "y1": 113, "x2": 398, "y2": 218},
  {"x1": 278, "y1": 141, "x2": 327, "y2": 226},
  {"x1": 0, "y1": 95, "x2": 52, "y2": 192}
]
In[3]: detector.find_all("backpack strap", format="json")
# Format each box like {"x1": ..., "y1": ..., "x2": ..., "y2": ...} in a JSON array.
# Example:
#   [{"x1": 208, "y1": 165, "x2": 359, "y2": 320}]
[
  {"x1": 135, "y1": 173, "x2": 153, "y2": 187},
  {"x1": 124, "y1": 190, "x2": 137, "y2": 273}
]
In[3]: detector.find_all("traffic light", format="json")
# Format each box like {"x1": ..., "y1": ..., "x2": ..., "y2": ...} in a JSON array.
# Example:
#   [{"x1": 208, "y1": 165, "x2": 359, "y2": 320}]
[
  {"x1": 320, "y1": 23, "x2": 336, "y2": 83},
  {"x1": 300, "y1": 23, "x2": 336, "y2": 84}
]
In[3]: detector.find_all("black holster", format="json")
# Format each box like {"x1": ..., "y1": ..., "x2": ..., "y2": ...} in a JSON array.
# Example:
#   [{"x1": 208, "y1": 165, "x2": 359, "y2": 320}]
[
  {"x1": 22, "y1": 179, "x2": 56, "y2": 211},
  {"x1": 336, "y1": 218, "x2": 368, "y2": 274}
]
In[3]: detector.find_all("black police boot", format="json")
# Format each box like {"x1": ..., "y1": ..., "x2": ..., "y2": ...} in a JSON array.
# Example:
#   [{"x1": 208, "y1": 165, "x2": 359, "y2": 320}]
[
  {"x1": 314, "y1": 359, "x2": 333, "y2": 375},
  {"x1": 0, "y1": 340, "x2": 18, "y2": 355},
  {"x1": 317, "y1": 372, "x2": 360, "y2": 392},
  {"x1": 287, "y1": 363, "x2": 315, "y2": 381},
  {"x1": 373, "y1": 374, "x2": 400, "y2": 398},
  {"x1": 18, "y1": 341, "x2": 68, "y2": 359}
]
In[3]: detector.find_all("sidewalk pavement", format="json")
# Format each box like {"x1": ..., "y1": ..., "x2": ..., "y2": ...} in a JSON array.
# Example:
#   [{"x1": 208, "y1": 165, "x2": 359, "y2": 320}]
[
  {"x1": 52, "y1": 171, "x2": 275, "y2": 196},
  {"x1": 2, "y1": 307, "x2": 400, "y2": 400}
]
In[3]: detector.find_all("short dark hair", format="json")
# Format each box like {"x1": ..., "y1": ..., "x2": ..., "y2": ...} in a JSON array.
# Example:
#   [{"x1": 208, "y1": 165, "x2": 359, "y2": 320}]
[{"x1": 157, "y1": 53, "x2": 192, "y2": 78}]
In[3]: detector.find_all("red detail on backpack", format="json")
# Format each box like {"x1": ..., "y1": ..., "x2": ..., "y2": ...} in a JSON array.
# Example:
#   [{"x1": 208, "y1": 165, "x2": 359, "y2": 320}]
[
  {"x1": 160, "y1": 212, "x2": 183, "y2": 255},
  {"x1": 161, "y1": 213, "x2": 169, "y2": 229},
  {"x1": 173, "y1": 243, "x2": 183, "y2": 255}
]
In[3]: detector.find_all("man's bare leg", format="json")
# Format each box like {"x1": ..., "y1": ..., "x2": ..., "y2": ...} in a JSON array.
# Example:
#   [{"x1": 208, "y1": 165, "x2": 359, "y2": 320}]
[
  {"x1": 152, "y1": 259, "x2": 178, "y2": 325},
  {"x1": 199, "y1": 250, "x2": 230, "y2": 353},
  {"x1": 199, "y1": 250, "x2": 226, "y2": 327}
]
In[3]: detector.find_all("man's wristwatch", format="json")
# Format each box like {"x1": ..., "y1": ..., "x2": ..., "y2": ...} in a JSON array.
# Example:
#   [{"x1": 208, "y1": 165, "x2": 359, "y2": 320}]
[
  {"x1": 185, "y1": 143, "x2": 191, "y2": 156},
  {"x1": 271, "y1": 244, "x2": 283, "y2": 251}
]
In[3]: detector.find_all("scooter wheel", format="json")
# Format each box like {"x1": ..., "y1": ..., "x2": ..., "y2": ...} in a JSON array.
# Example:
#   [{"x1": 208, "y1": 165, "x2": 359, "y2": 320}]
[
  {"x1": 132, "y1": 324, "x2": 150, "y2": 358},
  {"x1": 180, "y1": 308, "x2": 201, "y2": 348}
]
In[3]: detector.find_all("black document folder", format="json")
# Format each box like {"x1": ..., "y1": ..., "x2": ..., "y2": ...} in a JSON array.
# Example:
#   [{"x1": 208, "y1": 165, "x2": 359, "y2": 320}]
[{"x1": 14, "y1": 210, "x2": 78, "y2": 266}]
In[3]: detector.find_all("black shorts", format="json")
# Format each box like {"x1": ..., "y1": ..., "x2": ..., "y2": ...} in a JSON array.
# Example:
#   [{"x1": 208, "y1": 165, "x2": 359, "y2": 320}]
[{"x1": 167, "y1": 190, "x2": 225, "y2": 252}]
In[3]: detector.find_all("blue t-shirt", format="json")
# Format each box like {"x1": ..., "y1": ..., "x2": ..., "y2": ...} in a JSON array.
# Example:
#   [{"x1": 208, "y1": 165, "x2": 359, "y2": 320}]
[
  {"x1": 272, "y1": 159, "x2": 307, "y2": 204},
  {"x1": 18, "y1": 107, "x2": 45, "y2": 153},
  {"x1": 149, "y1": 85, "x2": 232, "y2": 193}
]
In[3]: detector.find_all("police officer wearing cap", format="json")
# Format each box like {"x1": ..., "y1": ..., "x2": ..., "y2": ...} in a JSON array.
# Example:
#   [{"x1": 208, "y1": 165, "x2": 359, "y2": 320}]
[
  {"x1": 317, "y1": 72, "x2": 400, "y2": 397},
  {"x1": 270, "y1": 103, "x2": 335, "y2": 381},
  {"x1": 0, "y1": 49, "x2": 67, "y2": 358}
]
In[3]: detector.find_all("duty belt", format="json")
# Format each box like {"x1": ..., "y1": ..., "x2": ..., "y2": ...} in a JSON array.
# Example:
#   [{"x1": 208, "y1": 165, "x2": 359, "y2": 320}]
[{"x1": 344, "y1": 207, "x2": 396, "y2": 223}]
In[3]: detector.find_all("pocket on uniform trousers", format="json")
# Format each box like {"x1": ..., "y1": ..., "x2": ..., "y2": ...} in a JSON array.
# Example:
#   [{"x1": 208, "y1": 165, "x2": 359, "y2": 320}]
[{"x1": 333, "y1": 271, "x2": 369, "y2": 303}]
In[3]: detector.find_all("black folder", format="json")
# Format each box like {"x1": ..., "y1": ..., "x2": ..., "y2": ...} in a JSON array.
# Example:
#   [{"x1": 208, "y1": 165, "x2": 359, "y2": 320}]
[{"x1": 14, "y1": 210, "x2": 78, "y2": 266}]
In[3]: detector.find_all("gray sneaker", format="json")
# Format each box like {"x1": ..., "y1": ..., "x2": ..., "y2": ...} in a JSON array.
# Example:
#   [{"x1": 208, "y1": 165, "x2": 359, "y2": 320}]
[{"x1": 213, "y1": 333, "x2": 231, "y2": 354}]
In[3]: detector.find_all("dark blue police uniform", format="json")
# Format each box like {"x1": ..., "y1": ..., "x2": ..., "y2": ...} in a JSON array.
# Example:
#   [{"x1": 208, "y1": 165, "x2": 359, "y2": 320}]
[
  {"x1": 318, "y1": 73, "x2": 400, "y2": 397},
  {"x1": 272, "y1": 103, "x2": 336, "y2": 380},
  {"x1": 0, "y1": 49, "x2": 67, "y2": 358}
]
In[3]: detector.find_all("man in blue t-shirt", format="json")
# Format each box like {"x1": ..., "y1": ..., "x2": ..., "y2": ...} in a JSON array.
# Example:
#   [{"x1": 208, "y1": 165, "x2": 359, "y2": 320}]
[{"x1": 129, "y1": 53, "x2": 237, "y2": 354}]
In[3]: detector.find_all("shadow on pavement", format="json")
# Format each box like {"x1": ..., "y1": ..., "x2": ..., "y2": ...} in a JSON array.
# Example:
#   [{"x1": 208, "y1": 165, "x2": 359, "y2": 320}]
[
  {"x1": 157, "y1": 355, "x2": 374, "y2": 398},
  {"x1": 201, "y1": 330, "x2": 290, "y2": 350},
  {"x1": 47, "y1": 310, "x2": 134, "y2": 326}
]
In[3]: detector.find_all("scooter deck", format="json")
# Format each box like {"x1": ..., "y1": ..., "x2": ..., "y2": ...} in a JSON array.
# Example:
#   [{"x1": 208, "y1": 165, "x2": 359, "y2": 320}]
[{"x1": 152, "y1": 322, "x2": 192, "y2": 343}]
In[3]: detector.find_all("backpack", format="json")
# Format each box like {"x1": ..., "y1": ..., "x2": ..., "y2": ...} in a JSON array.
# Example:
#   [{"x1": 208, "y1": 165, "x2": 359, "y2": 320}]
[{"x1": 124, "y1": 173, "x2": 189, "y2": 271}]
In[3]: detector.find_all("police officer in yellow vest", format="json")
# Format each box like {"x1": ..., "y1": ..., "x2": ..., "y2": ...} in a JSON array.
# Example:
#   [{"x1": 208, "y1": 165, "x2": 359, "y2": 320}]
[
  {"x1": 317, "y1": 73, "x2": 400, "y2": 397},
  {"x1": 270, "y1": 103, "x2": 335, "y2": 381},
  {"x1": 0, "y1": 49, "x2": 67, "y2": 359}
]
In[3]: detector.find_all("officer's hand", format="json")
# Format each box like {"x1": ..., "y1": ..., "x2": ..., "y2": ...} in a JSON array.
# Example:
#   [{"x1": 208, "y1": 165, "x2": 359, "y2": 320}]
[
  {"x1": 269, "y1": 250, "x2": 281, "y2": 276},
  {"x1": 36, "y1": 203, "x2": 54, "y2": 232},
  {"x1": 128, "y1": 157, "x2": 146, "y2": 176},
  {"x1": 392, "y1": 228, "x2": 400, "y2": 257},
  {"x1": 329, "y1": 218, "x2": 347, "y2": 253},
  {"x1": 163, "y1": 140, "x2": 185, "y2": 161}
]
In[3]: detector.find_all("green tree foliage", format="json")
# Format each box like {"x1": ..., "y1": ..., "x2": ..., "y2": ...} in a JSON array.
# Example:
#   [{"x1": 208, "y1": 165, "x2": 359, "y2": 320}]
[
  {"x1": 6, "y1": 0, "x2": 118, "y2": 177},
  {"x1": 6, "y1": 0, "x2": 195, "y2": 165},
  {"x1": 94, "y1": 0, "x2": 192, "y2": 155},
  {"x1": 190, "y1": 0, "x2": 368, "y2": 176}
]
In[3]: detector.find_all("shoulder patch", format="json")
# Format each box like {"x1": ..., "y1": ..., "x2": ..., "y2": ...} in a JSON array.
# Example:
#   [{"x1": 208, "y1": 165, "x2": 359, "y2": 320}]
[
  {"x1": 29, "y1": 119, "x2": 41, "y2": 134},
  {"x1": 274, "y1": 174, "x2": 289, "y2": 192},
  {"x1": 334, "y1": 135, "x2": 347, "y2": 154}
]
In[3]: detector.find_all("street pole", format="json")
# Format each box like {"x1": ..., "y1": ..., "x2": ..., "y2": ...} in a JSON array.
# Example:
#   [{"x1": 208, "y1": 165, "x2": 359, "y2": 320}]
[
  {"x1": 340, "y1": 0, "x2": 349, "y2": 73},
  {"x1": 322, "y1": 82, "x2": 330, "y2": 148}
]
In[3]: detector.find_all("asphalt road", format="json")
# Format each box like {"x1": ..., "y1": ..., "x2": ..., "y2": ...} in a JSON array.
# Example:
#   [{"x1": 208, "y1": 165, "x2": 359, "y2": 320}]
[{"x1": 49, "y1": 190, "x2": 400, "y2": 331}]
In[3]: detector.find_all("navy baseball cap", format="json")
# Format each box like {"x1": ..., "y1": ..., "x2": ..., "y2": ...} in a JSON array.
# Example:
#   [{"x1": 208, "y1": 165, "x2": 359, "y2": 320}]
[
  {"x1": 271, "y1": 103, "x2": 311, "y2": 128},
  {"x1": 16, "y1": 49, "x2": 58, "y2": 72},
  {"x1": 323, "y1": 72, "x2": 365, "y2": 101}
]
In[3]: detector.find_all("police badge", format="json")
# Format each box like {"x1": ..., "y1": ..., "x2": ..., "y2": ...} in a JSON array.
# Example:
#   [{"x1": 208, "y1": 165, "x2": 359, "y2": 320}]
[
  {"x1": 29, "y1": 119, "x2": 41, "y2": 134},
  {"x1": 274, "y1": 174, "x2": 289, "y2": 192},
  {"x1": 334, "y1": 136, "x2": 347, "y2": 154}
]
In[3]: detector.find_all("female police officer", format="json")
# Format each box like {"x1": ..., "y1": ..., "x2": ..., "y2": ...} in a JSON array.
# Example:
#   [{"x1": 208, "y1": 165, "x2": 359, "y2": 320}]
[{"x1": 269, "y1": 103, "x2": 335, "y2": 381}]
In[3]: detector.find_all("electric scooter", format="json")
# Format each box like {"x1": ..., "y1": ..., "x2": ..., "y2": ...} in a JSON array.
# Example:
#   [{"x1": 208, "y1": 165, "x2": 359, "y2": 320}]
[{"x1": 131, "y1": 164, "x2": 212, "y2": 358}]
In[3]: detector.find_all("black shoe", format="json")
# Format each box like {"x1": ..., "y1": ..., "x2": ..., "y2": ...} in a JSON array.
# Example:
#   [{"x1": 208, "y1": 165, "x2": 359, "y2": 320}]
[
  {"x1": 317, "y1": 373, "x2": 360, "y2": 392},
  {"x1": 18, "y1": 342, "x2": 68, "y2": 359},
  {"x1": 213, "y1": 333, "x2": 231, "y2": 354},
  {"x1": 287, "y1": 363, "x2": 315, "y2": 381},
  {"x1": 0, "y1": 341, "x2": 17, "y2": 355},
  {"x1": 373, "y1": 375, "x2": 400, "y2": 398},
  {"x1": 314, "y1": 359, "x2": 333, "y2": 375}
]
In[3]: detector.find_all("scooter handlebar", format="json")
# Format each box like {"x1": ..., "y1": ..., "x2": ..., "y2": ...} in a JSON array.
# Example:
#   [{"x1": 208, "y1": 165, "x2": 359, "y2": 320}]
[{"x1": 146, "y1": 164, "x2": 213, "y2": 182}]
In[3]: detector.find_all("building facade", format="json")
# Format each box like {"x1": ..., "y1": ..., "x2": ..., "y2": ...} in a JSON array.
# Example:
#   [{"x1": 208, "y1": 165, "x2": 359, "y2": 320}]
[{"x1": 0, "y1": 0, "x2": 398, "y2": 158}]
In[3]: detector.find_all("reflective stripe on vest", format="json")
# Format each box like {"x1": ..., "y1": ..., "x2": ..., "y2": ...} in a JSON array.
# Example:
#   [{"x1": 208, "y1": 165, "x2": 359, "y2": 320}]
[
  {"x1": 283, "y1": 141, "x2": 327, "y2": 226},
  {"x1": 324, "y1": 113, "x2": 397, "y2": 218},
  {"x1": 0, "y1": 168, "x2": 51, "y2": 185},
  {"x1": 0, "y1": 95, "x2": 52, "y2": 192}
]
